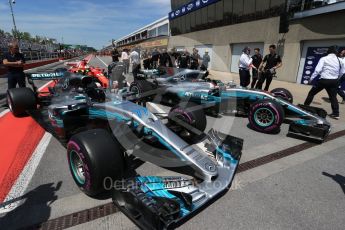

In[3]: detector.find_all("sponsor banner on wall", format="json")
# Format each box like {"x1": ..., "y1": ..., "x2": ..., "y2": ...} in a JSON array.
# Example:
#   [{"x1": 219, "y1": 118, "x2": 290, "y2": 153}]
[
  {"x1": 141, "y1": 39, "x2": 168, "y2": 49},
  {"x1": 301, "y1": 47, "x2": 345, "y2": 90},
  {"x1": 169, "y1": 0, "x2": 220, "y2": 20}
]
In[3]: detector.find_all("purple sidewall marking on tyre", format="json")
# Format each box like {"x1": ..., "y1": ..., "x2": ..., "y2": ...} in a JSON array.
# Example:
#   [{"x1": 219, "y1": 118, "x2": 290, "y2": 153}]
[
  {"x1": 172, "y1": 108, "x2": 193, "y2": 124},
  {"x1": 249, "y1": 102, "x2": 281, "y2": 132},
  {"x1": 67, "y1": 141, "x2": 92, "y2": 190}
]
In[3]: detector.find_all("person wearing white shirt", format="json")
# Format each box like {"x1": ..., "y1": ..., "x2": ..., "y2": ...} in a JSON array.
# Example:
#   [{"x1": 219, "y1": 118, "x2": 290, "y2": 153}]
[
  {"x1": 238, "y1": 47, "x2": 255, "y2": 87},
  {"x1": 304, "y1": 46, "x2": 345, "y2": 119},
  {"x1": 121, "y1": 49, "x2": 130, "y2": 74},
  {"x1": 337, "y1": 49, "x2": 345, "y2": 104},
  {"x1": 130, "y1": 49, "x2": 140, "y2": 79}
]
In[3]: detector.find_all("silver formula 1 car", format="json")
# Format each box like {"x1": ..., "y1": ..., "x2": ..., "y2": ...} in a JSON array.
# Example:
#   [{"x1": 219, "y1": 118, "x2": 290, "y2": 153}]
[
  {"x1": 128, "y1": 68, "x2": 331, "y2": 143},
  {"x1": 6, "y1": 70, "x2": 243, "y2": 230}
]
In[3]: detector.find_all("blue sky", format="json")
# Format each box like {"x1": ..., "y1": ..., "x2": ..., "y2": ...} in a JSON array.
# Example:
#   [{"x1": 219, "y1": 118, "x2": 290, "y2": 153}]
[{"x1": 0, "y1": 0, "x2": 171, "y2": 49}]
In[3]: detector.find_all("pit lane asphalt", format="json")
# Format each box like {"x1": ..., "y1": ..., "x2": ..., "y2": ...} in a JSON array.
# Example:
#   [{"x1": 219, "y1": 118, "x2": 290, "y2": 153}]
[{"x1": 1, "y1": 56, "x2": 344, "y2": 230}]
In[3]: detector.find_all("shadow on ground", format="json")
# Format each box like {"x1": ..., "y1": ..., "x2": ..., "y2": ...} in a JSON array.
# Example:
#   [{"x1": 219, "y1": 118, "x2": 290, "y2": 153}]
[
  {"x1": 323, "y1": 172, "x2": 345, "y2": 195},
  {"x1": 0, "y1": 182, "x2": 62, "y2": 229}
]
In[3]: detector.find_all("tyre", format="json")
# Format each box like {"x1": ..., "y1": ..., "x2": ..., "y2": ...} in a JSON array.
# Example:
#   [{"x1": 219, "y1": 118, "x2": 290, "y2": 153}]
[
  {"x1": 67, "y1": 129, "x2": 125, "y2": 196},
  {"x1": 7, "y1": 87, "x2": 36, "y2": 117},
  {"x1": 168, "y1": 102, "x2": 207, "y2": 134},
  {"x1": 129, "y1": 80, "x2": 156, "y2": 98},
  {"x1": 270, "y1": 88, "x2": 293, "y2": 104},
  {"x1": 248, "y1": 99, "x2": 285, "y2": 134}
]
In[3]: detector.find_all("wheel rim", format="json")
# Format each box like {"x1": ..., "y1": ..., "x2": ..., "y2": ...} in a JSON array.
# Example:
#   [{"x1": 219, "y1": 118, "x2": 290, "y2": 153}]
[
  {"x1": 254, "y1": 108, "x2": 275, "y2": 127},
  {"x1": 69, "y1": 150, "x2": 86, "y2": 185}
]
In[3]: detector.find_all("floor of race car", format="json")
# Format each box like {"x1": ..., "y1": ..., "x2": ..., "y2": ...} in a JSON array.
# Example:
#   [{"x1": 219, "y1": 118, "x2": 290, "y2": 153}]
[{"x1": 0, "y1": 56, "x2": 344, "y2": 230}]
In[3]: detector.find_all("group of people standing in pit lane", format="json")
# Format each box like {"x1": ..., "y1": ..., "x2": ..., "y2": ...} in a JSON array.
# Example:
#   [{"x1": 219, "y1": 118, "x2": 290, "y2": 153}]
[
  {"x1": 238, "y1": 44, "x2": 282, "y2": 91},
  {"x1": 110, "y1": 46, "x2": 212, "y2": 74}
]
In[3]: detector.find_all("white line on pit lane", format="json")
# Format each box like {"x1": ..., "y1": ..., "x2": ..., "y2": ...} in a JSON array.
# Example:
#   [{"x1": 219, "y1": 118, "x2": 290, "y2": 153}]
[
  {"x1": 95, "y1": 56, "x2": 109, "y2": 67},
  {"x1": 0, "y1": 132, "x2": 52, "y2": 214},
  {"x1": 0, "y1": 109, "x2": 9, "y2": 118},
  {"x1": 0, "y1": 77, "x2": 55, "y2": 213}
]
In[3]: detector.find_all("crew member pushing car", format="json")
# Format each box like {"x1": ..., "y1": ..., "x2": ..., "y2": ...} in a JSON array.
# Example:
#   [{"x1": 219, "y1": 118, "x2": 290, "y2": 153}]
[
  {"x1": 3, "y1": 42, "x2": 26, "y2": 90},
  {"x1": 238, "y1": 47, "x2": 255, "y2": 87},
  {"x1": 256, "y1": 45, "x2": 282, "y2": 91},
  {"x1": 304, "y1": 46, "x2": 345, "y2": 120}
]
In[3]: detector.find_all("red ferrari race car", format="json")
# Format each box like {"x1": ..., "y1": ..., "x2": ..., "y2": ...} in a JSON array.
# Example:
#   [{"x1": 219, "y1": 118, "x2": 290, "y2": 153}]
[{"x1": 65, "y1": 59, "x2": 109, "y2": 88}]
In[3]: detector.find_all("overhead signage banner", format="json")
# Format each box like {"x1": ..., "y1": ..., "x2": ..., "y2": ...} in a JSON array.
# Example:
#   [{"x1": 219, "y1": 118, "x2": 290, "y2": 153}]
[{"x1": 169, "y1": 0, "x2": 220, "y2": 20}]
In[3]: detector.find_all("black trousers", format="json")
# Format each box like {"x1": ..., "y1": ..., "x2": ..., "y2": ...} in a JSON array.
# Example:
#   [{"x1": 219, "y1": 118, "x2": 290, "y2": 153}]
[
  {"x1": 239, "y1": 69, "x2": 250, "y2": 87},
  {"x1": 251, "y1": 69, "x2": 259, "y2": 88},
  {"x1": 255, "y1": 71, "x2": 273, "y2": 91},
  {"x1": 132, "y1": 63, "x2": 141, "y2": 80},
  {"x1": 8, "y1": 72, "x2": 26, "y2": 89},
  {"x1": 304, "y1": 79, "x2": 339, "y2": 115}
]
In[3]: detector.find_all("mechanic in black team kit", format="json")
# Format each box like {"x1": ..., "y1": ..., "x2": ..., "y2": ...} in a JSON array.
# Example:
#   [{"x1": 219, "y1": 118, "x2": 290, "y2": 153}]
[
  {"x1": 256, "y1": 45, "x2": 282, "y2": 91},
  {"x1": 251, "y1": 48, "x2": 262, "y2": 88},
  {"x1": 3, "y1": 42, "x2": 26, "y2": 89}
]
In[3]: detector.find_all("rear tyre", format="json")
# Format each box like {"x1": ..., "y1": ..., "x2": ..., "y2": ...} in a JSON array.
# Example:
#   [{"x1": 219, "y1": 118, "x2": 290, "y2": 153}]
[
  {"x1": 271, "y1": 88, "x2": 293, "y2": 104},
  {"x1": 168, "y1": 102, "x2": 207, "y2": 139},
  {"x1": 67, "y1": 129, "x2": 125, "y2": 197},
  {"x1": 248, "y1": 99, "x2": 285, "y2": 134},
  {"x1": 7, "y1": 87, "x2": 36, "y2": 117},
  {"x1": 129, "y1": 80, "x2": 156, "y2": 98}
]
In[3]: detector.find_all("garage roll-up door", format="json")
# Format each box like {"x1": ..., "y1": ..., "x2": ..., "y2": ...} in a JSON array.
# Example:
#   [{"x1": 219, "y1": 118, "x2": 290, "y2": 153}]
[{"x1": 230, "y1": 42, "x2": 264, "y2": 73}]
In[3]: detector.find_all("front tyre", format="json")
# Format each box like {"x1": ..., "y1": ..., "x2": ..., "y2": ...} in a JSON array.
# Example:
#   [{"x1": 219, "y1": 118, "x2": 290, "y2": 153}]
[
  {"x1": 67, "y1": 129, "x2": 125, "y2": 197},
  {"x1": 248, "y1": 99, "x2": 285, "y2": 134},
  {"x1": 7, "y1": 87, "x2": 36, "y2": 117}
]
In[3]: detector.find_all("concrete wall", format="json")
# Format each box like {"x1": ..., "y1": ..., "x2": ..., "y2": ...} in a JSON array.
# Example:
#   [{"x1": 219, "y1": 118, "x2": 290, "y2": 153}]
[{"x1": 168, "y1": 10, "x2": 345, "y2": 83}]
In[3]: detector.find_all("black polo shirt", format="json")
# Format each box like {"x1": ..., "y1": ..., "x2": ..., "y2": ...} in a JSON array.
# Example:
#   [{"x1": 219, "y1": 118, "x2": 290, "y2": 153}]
[
  {"x1": 252, "y1": 54, "x2": 262, "y2": 68},
  {"x1": 3, "y1": 52, "x2": 25, "y2": 73},
  {"x1": 263, "y1": 53, "x2": 281, "y2": 70}
]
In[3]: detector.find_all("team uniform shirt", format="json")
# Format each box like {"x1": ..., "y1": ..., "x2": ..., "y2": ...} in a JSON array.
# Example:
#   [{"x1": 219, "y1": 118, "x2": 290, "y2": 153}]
[
  {"x1": 310, "y1": 53, "x2": 345, "y2": 81},
  {"x1": 263, "y1": 53, "x2": 282, "y2": 70},
  {"x1": 239, "y1": 53, "x2": 253, "y2": 70},
  {"x1": 178, "y1": 54, "x2": 190, "y2": 68},
  {"x1": 129, "y1": 51, "x2": 140, "y2": 65},
  {"x1": 252, "y1": 54, "x2": 262, "y2": 68},
  {"x1": 121, "y1": 51, "x2": 129, "y2": 61},
  {"x1": 3, "y1": 52, "x2": 25, "y2": 73}
]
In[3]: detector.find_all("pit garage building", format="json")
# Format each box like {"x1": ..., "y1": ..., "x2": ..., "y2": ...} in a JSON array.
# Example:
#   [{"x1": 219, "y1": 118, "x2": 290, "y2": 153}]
[{"x1": 168, "y1": 0, "x2": 345, "y2": 84}]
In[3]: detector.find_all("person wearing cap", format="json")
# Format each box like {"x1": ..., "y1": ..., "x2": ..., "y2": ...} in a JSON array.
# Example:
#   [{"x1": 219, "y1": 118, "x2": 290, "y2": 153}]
[
  {"x1": 201, "y1": 50, "x2": 211, "y2": 70},
  {"x1": 304, "y1": 46, "x2": 345, "y2": 120},
  {"x1": 3, "y1": 42, "x2": 26, "y2": 89},
  {"x1": 238, "y1": 47, "x2": 255, "y2": 87}
]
